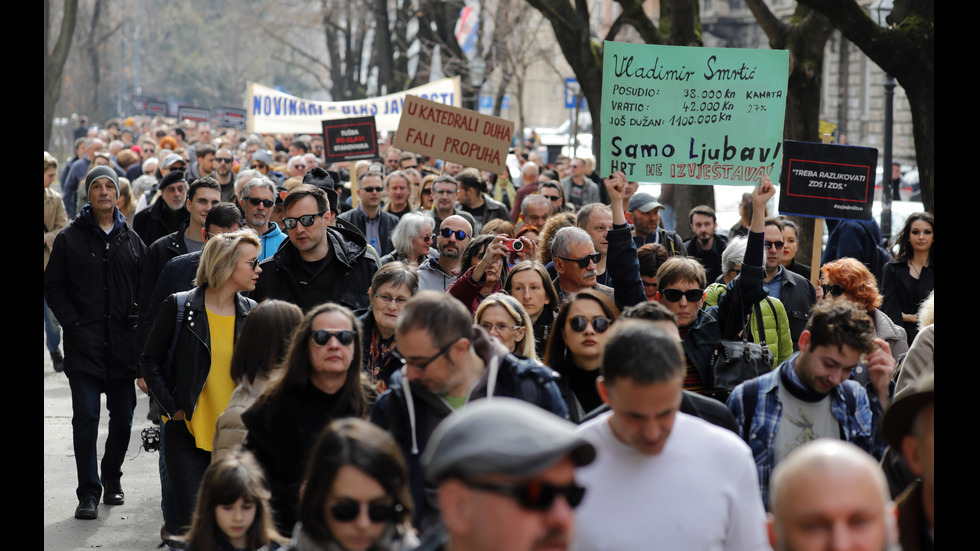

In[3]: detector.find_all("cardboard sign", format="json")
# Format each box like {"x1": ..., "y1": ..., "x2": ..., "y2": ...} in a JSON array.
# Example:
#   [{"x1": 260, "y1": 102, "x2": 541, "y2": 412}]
[
  {"x1": 247, "y1": 78, "x2": 461, "y2": 134},
  {"x1": 393, "y1": 95, "x2": 513, "y2": 174},
  {"x1": 601, "y1": 41, "x2": 788, "y2": 185},
  {"x1": 778, "y1": 140, "x2": 878, "y2": 220},
  {"x1": 214, "y1": 107, "x2": 247, "y2": 130},
  {"x1": 322, "y1": 116, "x2": 379, "y2": 163}
]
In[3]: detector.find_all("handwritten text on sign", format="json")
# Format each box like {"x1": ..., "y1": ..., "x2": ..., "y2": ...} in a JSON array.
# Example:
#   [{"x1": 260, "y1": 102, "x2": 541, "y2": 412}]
[
  {"x1": 393, "y1": 95, "x2": 513, "y2": 175},
  {"x1": 601, "y1": 41, "x2": 789, "y2": 185}
]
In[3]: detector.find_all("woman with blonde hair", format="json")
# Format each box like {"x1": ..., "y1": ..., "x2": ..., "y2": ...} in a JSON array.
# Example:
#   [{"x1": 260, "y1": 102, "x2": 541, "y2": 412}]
[
  {"x1": 141, "y1": 228, "x2": 263, "y2": 534},
  {"x1": 475, "y1": 293, "x2": 538, "y2": 361}
]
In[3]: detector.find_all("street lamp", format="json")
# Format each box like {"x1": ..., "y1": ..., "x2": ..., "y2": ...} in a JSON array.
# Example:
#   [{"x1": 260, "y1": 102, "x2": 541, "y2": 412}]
[{"x1": 870, "y1": 0, "x2": 895, "y2": 238}]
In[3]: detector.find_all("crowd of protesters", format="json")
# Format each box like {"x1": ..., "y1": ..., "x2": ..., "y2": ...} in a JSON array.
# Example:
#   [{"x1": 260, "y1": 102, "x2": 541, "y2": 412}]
[{"x1": 44, "y1": 114, "x2": 934, "y2": 551}]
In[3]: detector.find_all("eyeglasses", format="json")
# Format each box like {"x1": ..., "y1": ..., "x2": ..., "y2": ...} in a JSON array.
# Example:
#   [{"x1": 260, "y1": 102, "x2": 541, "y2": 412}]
[
  {"x1": 822, "y1": 283, "x2": 845, "y2": 297},
  {"x1": 374, "y1": 294, "x2": 409, "y2": 307},
  {"x1": 479, "y1": 322, "x2": 522, "y2": 334},
  {"x1": 542, "y1": 195, "x2": 561, "y2": 202},
  {"x1": 310, "y1": 330, "x2": 356, "y2": 346},
  {"x1": 246, "y1": 197, "x2": 275, "y2": 208},
  {"x1": 282, "y1": 211, "x2": 326, "y2": 230},
  {"x1": 434, "y1": 188, "x2": 456, "y2": 195},
  {"x1": 418, "y1": 234, "x2": 433, "y2": 243},
  {"x1": 764, "y1": 240, "x2": 784, "y2": 250},
  {"x1": 329, "y1": 500, "x2": 404, "y2": 523},
  {"x1": 440, "y1": 228, "x2": 468, "y2": 240},
  {"x1": 421, "y1": 188, "x2": 433, "y2": 196},
  {"x1": 244, "y1": 258, "x2": 260, "y2": 270},
  {"x1": 361, "y1": 186, "x2": 383, "y2": 193},
  {"x1": 463, "y1": 479, "x2": 586, "y2": 511},
  {"x1": 660, "y1": 288, "x2": 704, "y2": 303},
  {"x1": 391, "y1": 338, "x2": 461, "y2": 371},
  {"x1": 293, "y1": 164, "x2": 306, "y2": 170},
  {"x1": 558, "y1": 253, "x2": 601, "y2": 269},
  {"x1": 215, "y1": 157, "x2": 234, "y2": 163},
  {"x1": 568, "y1": 315, "x2": 611, "y2": 333}
]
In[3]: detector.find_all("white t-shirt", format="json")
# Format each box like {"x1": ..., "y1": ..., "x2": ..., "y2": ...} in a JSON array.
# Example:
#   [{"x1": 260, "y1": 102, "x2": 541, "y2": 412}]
[{"x1": 572, "y1": 411, "x2": 768, "y2": 551}]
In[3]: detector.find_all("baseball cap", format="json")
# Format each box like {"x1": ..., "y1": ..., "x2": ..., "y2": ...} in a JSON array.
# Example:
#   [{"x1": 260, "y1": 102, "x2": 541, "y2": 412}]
[
  {"x1": 627, "y1": 192, "x2": 663, "y2": 213},
  {"x1": 422, "y1": 398, "x2": 596, "y2": 484}
]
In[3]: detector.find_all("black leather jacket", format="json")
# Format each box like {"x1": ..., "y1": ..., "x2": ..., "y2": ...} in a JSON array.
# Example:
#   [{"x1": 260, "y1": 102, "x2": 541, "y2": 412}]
[{"x1": 139, "y1": 286, "x2": 255, "y2": 420}]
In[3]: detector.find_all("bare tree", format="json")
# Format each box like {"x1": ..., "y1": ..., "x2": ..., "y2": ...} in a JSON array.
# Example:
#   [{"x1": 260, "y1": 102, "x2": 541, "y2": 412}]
[{"x1": 44, "y1": 0, "x2": 80, "y2": 150}]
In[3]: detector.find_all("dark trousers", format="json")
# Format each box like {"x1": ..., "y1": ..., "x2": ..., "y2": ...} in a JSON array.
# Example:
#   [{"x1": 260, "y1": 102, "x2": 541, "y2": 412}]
[
  {"x1": 163, "y1": 420, "x2": 211, "y2": 534},
  {"x1": 66, "y1": 371, "x2": 137, "y2": 502}
]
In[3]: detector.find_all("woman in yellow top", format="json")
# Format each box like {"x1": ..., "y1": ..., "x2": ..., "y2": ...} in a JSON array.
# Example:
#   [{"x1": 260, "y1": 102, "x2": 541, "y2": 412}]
[{"x1": 140, "y1": 228, "x2": 261, "y2": 535}]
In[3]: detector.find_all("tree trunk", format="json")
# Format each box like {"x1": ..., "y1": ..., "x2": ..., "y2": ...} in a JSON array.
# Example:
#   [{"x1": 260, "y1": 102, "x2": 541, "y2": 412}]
[{"x1": 44, "y1": 0, "x2": 79, "y2": 150}]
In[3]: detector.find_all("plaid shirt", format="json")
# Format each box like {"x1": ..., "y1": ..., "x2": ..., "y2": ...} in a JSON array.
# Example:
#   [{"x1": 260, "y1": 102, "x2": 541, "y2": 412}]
[{"x1": 727, "y1": 354, "x2": 883, "y2": 508}]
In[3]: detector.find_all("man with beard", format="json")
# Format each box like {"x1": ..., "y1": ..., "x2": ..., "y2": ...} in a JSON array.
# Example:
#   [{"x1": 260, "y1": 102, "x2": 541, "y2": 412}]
[
  {"x1": 685, "y1": 205, "x2": 728, "y2": 284},
  {"x1": 212, "y1": 147, "x2": 237, "y2": 201},
  {"x1": 628, "y1": 192, "x2": 686, "y2": 257},
  {"x1": 418, "y1": 215, "x2": 471, "y2": 292},
  {"x1": 727, "y1": 299, "x2": 895, "y2": 509},
  {"x1": 132, "y1": 171, "x2": 190, "y2": 247}
]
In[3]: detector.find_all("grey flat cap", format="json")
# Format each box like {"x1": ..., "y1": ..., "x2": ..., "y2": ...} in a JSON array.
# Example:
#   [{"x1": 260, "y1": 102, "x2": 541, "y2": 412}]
[
  {"x1": 422, "y1": 398, "x2": 596, "y2": 484},
  {"x1": 627, "y1": 192, "x2": 663, "y2": 213}
]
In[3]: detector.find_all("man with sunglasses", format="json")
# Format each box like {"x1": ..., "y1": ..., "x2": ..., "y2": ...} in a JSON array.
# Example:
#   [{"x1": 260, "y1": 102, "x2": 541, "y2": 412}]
[
  {"x1": 727, "y1": 299, "x2": 894, "y2": 509},
  {"x1": 213, "y1": 147, "x2": 237, "y2": 201},
  {"x1": 241, "y1": 177, "x2": 287, "y2": 262},
  {"x1": 339, "y1": 170, "x2": 400, "y2": 256},
  {"x1": 655, "y1": 177, "x2": 774, "y2": 397},
  {"x1": 421, "y1": 398, "x2": 594, "y2": 551},
  {"x1": 551, "y1": 227, "x2": 614, "y2": 304},
  {"x1": 253, "y1": 184, "x2": 376, "y2": 312},
  {"x1": 418, "y1": 215, "x2": 472, "y2": 293},
  {"x1": 572, "y1": 321, "x2": 768, "y2": 550},
  {"x1": 371, "y1": 292, "x2": 567, "y2": 537},
  {"x1": 762, "y1": 217, "x2": 817, "y2": 349}
]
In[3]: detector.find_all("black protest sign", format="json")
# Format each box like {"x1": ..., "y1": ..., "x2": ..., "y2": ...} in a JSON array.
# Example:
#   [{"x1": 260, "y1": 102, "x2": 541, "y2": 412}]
[
  {"x1": 322, "y1": 116, "x2": 379, "y2": 163},
  {"x1": 778, "y1": 140, "x2": 878, "y2": 221}
]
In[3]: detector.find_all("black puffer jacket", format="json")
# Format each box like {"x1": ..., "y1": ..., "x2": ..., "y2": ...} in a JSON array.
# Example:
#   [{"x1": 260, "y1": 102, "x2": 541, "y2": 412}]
[
  {"x1": 44, "y1": 206, "x2": 146, "y2": 380},
  {"x1": 139, "y1": 286, "x2": 255, "y2": 420},
  {"x1": 252, "y1": 225, "x2": 377, "y2": 312}
]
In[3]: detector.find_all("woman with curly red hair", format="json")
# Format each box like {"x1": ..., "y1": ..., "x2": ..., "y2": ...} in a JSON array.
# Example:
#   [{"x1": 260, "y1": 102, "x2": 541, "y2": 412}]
[{"x1": 821, "y1": 258, "x2": 908, "y2": 369}]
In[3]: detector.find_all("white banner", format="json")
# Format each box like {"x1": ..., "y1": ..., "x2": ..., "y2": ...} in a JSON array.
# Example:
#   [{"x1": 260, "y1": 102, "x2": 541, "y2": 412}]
[{"x1": 247, "y1": 78, "x2": 462, "y2": 135}]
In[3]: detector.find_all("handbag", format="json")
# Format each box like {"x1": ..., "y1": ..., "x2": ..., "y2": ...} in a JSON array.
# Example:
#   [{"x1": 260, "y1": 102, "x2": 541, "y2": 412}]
[{"x1": 709, "y1": 283, "x2": 774, "y2": 401}]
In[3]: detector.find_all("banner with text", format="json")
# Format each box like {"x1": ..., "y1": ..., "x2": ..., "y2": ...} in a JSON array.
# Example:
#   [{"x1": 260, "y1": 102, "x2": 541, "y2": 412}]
[
  {"x1": 247, "y1": 78, "x2": 461, "y2": 135},
  {"x1": 322, "y1": 117, "x2": 379, "y2": 163},
  {"x1": 778, "y1": 140, "x2": 877, "y2": 221},
  {"x1": 392, "y1": 95, "x2": 513, "y2": 174},
  {"x1": 601, "y1": 41, "x2": 789, "y2": 185}
]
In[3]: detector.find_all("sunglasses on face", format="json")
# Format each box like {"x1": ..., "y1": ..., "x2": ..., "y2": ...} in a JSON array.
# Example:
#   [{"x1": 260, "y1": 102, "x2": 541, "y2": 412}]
[
  {"x1": 282, "y1": 211, "x2": 326, "y2": 230},
  {"x1": 329, "y1": 500, "x2": 404, "y2": 523},
  {"x1": 764, "y1": 240, "x2": 785, "y2": 250},
  {"x1": 421, "y1": 188, "x2": 433, "y2": 196},
  {"x1": 568, "y1": 315, "x2": 612, "y2": 333},
  {"x1": 463, "y1": 479, "x2": 586, "y2": 511},
  {"x1": 542, "y1": 195, "x2": 561, "y2": 202},
  {"x1": 660, "y1": 288, "x2": 704, "y2": 303},
  {"x1": 361, "y1": 186, "x2": 383, "y2": 193},
  {"x1": 418, "y1": 234, "x2": 433, "y2": 243},
  {"x1": 440, "y1": 228, "x2": 468, "y2": 240},
  {"x1": 558, "y1": 253, "x2": 601, "y2": 269},
  {"x1": 310, "y1": 330, "x2": 356, "y2": 346},
  {"x1": 246, "y1": 197, "x2": 275, "y2": 208},
  {"x1": 245, "y1": 258, "x2": 260, "y2": 270},
  {"x1": 822, "y1": 283, "x2": 846, "y2": 297},
  {"x1": 215, "y1": 157, "x2": 234, "y2": 163},
  {"x1": 252, "y1": 163, "x2": 268, "y2": 170}
]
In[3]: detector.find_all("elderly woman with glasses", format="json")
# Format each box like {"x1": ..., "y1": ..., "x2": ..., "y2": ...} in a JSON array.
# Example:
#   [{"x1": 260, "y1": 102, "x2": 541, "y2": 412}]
[
  {"x1": 380, "y1": 212, "x2": 435, "y2": 268},
  {"x1": 243, "y1": 302, "x2": 369, "y2": 534},
  {"x1": 360, "y1": 263, "x2": 419, "y2": 393}
]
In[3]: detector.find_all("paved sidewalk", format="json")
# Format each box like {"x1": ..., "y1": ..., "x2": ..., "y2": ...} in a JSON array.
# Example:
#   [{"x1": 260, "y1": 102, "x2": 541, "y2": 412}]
[{"x1": 44, "y1": 342, "x2": 165, "y2": 550}]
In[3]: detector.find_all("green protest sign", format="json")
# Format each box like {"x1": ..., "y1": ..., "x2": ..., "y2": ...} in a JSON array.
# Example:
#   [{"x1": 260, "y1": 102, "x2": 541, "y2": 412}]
[{"x1": 601, "y1": 41, "x2": 788, "y2": 185}]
